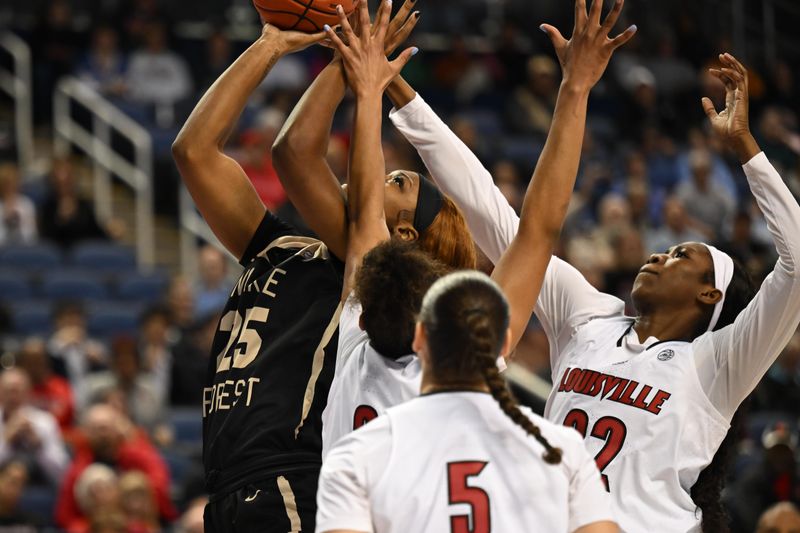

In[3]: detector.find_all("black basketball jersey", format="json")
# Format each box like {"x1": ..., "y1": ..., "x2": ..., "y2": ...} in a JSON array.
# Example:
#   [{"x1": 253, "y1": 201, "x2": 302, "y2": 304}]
[{"x1": 202, "y1": 212, "x2": 344, "y2": 494}]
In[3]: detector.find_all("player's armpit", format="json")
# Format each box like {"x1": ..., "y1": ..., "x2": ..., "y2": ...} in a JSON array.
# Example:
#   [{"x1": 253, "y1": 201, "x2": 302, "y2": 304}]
[{"x1": 573, "y1": 520, "x2": 620, "y2": 533}]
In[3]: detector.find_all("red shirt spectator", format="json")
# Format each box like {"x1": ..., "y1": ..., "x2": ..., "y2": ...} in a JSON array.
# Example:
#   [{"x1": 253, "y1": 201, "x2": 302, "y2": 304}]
[{"x1": 55, "y1": 405, "x2": 176, "y2": 531}]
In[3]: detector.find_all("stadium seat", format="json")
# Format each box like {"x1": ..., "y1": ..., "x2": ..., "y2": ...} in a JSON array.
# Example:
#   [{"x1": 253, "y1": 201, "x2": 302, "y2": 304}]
[
  {"x1": 162, "y1": 448, "x2": 193, "y2": 488},
  {"x1": 72, "y1": 241, "x2": 137, "y2": 273},
  {"x1": 458, "y1": 110, "x2": 504, "y2": 136},
  {"x1": 17, "y1": 486, "x2": 57, "y2": 526},
  {"x1": 116, "y1": 272, "x2": 169, "y2": 302},
  {"x1": 10, "y1": 301, "x2": 52, "y2": 336},
  {"x1": 0, "y1": 243, "x2": 62, "y2": 271},
  {"x1": 170, "y1": 408, "x2": 203, "y2": 445},
  {"x1": 41, "y1": 271, "x2": 108, "y2": 301},
  {"x1": 0, "y1": 270, "x2": 33, "y2": 300},
  {"x1": 86, "y1": 302, "x2": 143, "y2": 338},
  {"x1": 501, "y1": 137, "x2": 544, "y2": 168}
]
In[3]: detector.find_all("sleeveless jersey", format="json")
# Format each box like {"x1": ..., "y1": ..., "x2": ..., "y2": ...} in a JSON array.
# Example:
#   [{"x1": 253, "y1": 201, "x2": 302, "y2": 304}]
[
  {"x1": 321, "y1": 299, "x2": 421, "y2": 458},
  {"x1": 545, "y1": 316, "x2": 729, "y2": 533},
  {"x1": 317, "y1": 392, "x2": 614, "y2": 533},
  {"x1": 202, "y1": 212, "x2": 344, "y2": 494}
]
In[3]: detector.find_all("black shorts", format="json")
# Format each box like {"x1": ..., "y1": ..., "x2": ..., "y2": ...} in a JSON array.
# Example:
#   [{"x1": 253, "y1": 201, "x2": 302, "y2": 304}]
[{"x1": 204, "y1": 469, "x2": 319, "y2": 532}]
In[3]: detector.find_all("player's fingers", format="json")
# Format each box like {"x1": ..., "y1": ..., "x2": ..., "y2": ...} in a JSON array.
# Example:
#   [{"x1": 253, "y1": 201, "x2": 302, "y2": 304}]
[
  {"x1": 386, "y1": 10, "x2": 419, "y2": 52},
  {"x1": 389, "y1": 46, "x2": 418, "y2": 75},
  {"x1": 372, "y1": 0, "x2": 386, "y2": 36},
  {"x1": 719, "y1": 67, "x2": 744, "y2": 84},
  {"x1": 708, "y1": 68, "x2": 735, "y2": 91},
  {"x1": 601, "y1": 0, "x2": 624, "y2": 35},
  {"x1": 356, "y1": 0, "x2": 371, "y2": 43},
  {"x1": 609, "y1": 24, "x2": 636, "y2": 50},
  {"x1": 574, "y1": 0, "x2": 588, "y2": 32},
  {"x1": 334, "y1": 5, "x2": 356, "y2": 45},
  {"x1": 540, "y1": 24, "x2": 567, "y2": 52},
  {"x1": 375, "y1": 0, "x2": 393, "y2": 42},
  {"x1": 701, "y1": 97, "x2": 719, "y2": 120},
  {"x1": 588, "y1": 0, "x2": 602, "y2": 26},
  {"x1": 324, "y1": 23, "x2": 351, "y2": 58},
  {"x1": 723, "y1": 52, "x2": 749, "y2": 92},
  {"x1": 388, "y1": 0, "x2": 415, "y2": 37}
]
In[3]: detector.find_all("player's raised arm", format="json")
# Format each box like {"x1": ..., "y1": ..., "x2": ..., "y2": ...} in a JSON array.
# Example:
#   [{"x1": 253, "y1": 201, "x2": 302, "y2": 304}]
[
  {"x1": 172, "y1": 24, "x2": 323, "y2": 261},
  {"x1": 491, "y1": 0, "x2": 636, "y2": 351},
  {"x1": 272, "y1": 0, "x2": 419, "y2": 261},
  {"x1": 324, "y1": 0, "x2": 418, "y2": 299}
]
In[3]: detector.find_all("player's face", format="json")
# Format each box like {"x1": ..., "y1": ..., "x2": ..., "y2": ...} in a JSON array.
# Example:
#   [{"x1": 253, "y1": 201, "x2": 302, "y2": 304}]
[
  {"x1": 631, "y1": 242, "x2": 716, "y2": 313},
  {"x1": 383, "y1": 170, "x2": 422, "y2": 229}
]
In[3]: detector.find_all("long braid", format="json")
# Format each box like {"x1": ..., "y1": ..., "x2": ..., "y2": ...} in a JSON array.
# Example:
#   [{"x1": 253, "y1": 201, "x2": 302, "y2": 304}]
[{"x1": 481, "y1": 358, "x2": 562, "y2": 465}]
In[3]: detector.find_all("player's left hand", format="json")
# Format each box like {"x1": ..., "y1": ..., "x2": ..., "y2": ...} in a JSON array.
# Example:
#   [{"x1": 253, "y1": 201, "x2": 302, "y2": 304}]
[
  {"x1": 325, "y1": 0, "x2": 418, "y2": 97},
  {"x1": 261, "y1": 21, "x2": 327, "y2": 55},
  {"x1": 540, "y1": 0, "x2": 636, "y2": 92},
  {"x1": 702, "y1": 53, "x2": 751, "y2": 142}
]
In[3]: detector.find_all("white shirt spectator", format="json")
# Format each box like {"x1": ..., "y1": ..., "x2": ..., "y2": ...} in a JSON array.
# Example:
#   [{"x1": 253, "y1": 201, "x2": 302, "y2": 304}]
[{"x1": 0, "y1": 406, "x2": 69, "y2": 485}]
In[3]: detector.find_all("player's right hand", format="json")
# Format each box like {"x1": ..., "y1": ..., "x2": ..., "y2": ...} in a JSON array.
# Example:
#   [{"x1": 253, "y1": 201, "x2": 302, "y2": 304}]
[
  {"x1": 260, "y1": 22, "x2": 327, "y2": 55},
  {"x1": 540, "y1": 0, "x2": 636, "y2": 92}
]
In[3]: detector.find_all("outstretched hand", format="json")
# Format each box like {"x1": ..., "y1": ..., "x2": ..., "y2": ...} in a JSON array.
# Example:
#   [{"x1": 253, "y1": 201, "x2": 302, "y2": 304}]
[
  {"x1": 325, "y1": 0, "x2": 418, "y2": 97},
  {"x1": 540, "y1": 0, "x2": 636, "y2": 91},
  {"x1": 702, "y1": 53, "x2": 751, "y2": 142},
  {"x1": 260, "y1": 22, "x2": 326, "y2": 54}
]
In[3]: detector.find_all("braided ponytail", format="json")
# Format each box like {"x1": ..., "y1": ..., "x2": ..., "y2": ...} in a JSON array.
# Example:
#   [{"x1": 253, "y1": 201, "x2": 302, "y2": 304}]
[{"x1": 421, "y1": 271, "x2": 562, "y2": 466}]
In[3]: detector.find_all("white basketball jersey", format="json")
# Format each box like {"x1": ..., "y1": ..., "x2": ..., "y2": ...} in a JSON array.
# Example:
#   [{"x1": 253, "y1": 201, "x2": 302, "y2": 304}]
[
  {"x1": 545, "y1": 316, "x2": 729, "y2": 533},
  {"x1": 317, "y1": 392, "x2": 614, "y2": 533},
  {"x1": 321, "y1": 299, "x2": 421, "y2": 458}
]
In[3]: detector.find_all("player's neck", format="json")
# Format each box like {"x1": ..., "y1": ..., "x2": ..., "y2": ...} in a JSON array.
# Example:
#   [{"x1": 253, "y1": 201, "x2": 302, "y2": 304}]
[
  {"x1": 420, "y1": 377, "x2": 490, "y2": 395},
  {"x1": 633, "y1": 311, "x2": 700, "y2": 344}
]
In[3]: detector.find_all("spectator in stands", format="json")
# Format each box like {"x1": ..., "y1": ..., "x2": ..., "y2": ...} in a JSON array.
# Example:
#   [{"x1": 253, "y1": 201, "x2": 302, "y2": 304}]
[
  {"x1": 72, "y1": 463, "x2": 121, "y2": 533},
  {"x1": 719, "y1": 210, "x2": 773, "y2": 279},
  {"x1": 48, "y1": 301, "x2": 107, "y2": 395},
  {"x1": 138, "y1": 306, "x2": 174, "y2": 408},
  {"x1": 757, "y1": 107, "x2": 800, "y2": 178},
  {"x1": 126, "y1": 21, "x2": 192, "y2": 127},
  {"x1": 756, "y1": 502, "x2": 800, "y2": 533},
  {"x1": 604, "y1": 227, "x2": 646, "y2": 311},
  {"x1": 17, "y1": 338, "x2": 75, "y2": 438},
  {"x1": 492, "y1": 160, "x2": 524, "y2": 214},
  {"x1": 507, "y1": 55, "x2": 559, "y2": 137},
  {"x1": 84, "y1": 336, "x2": 163, "y2": 430},
  {"x1": 77, "y1": 26, "x2": 127, "y2": 98},
  {"x1": 645, "y1": 196, "x2": 706, "y2": 255},
  {"x1": 0, "y1": 162, "x2": 37, "y2": 245},
  {"x1": 39, "y1": 158, "x2": 109, "y2": 248},
  {"x1": 166, "y1": 276, "x2": 195, "y2": 332},
  {"x1": 56, "y1": 404, "x2": 176, "y2": 530},
  {"x1": 119, "y1": 471, "x2": 159, "y2": 532},
  {"x1": 175, "y1": 497, "x2": 206, "y2": 533},
  {"x1": 0, "y1": 368, "x2": 68, "y2": 487},
  {"x1": 728, "y1": 423, "x2": 800, "y2": 533},
  {"x1": 170, "y1": 312, "x2": 216, "y2": 407},
  {"x1": 0, "y1": 460, "x2": 35, "y2": 530},
  {"x1": 194, "y1": 245, "x2": 230, "y2": 320},
  {"x1": 238, "y1": 109, "x2": 288, "y2": 210},
  {"x1": 196, "y1": 30, "x2": 233, "y2": 92},
  {"x1": 752, "y1": 328, "x2": 800, "y2": 415},
  {"x1": 676, "y1": 148, "x2": 737, "y2": 238}
]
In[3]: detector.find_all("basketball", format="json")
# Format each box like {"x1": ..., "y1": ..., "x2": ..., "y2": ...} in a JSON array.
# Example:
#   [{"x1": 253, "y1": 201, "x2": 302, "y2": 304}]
[{"x1": 253, "y1": 0, "x2": 355, "y2": 33}]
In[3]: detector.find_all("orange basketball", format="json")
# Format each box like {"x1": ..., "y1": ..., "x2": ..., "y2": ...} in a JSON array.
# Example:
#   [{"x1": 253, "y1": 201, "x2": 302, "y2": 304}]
[{"x1": 253, "y1": 0, "x2": 355, "y2": 33}]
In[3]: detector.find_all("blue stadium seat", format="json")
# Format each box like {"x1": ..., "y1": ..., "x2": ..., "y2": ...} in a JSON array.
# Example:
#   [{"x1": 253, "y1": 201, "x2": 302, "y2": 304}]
[
  {"x1": 458, "y1": 110, "x2": 504, "y2": 137},
  {"x1": 171, "y1": 408, "x2": 203, "y2": 445},
  {"x1": 17, "y1": 486, "x2": 57, "y2": 526},
  {"x1": 0, "y1": 270, "x2": 33, "y2": 300},
  {"x1": 71, "y1": 242, "x2": 136, "y2": 272},
  {"x1": 41, "y1": 271, "x2": 108, "y2": 301},
  {"x1": 116, "y1": 272, "x2": 169, "y2": 302},
  {"x1": 162, "y1": 449, "x2": 193, "y2": 487},
  {"x1": 10, "y1": 301, "x2": 52, "y2": 336},
  {"x1": 86, "y1": 302, "x2": 143, "y2": 338},
  {"x1": 501, "y1": 137, "x2": 544, "y2": 168},
  {"x1": 0, "y1": 243, "x2": 62, "y2": 271}
]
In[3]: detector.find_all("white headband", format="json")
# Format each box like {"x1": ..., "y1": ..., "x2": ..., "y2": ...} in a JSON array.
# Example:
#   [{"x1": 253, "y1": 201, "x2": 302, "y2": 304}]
[{"x1": 703, "y1": 244, "x2": 734, "y2": 332}]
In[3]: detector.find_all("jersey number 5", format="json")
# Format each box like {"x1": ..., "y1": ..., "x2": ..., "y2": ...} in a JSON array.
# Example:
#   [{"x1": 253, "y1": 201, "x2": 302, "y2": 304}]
[
  {"x1": 563, "y1": 409, "x2": 627, "y2": 490},
  {"x1": 447, "y1": 461, "x2": 490, "y2": 533}
]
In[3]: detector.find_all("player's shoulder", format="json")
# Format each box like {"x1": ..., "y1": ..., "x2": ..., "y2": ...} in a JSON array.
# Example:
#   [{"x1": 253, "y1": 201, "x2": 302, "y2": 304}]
[{"x1": 322, "y1": 415, "x2": 393, "y2": 469}]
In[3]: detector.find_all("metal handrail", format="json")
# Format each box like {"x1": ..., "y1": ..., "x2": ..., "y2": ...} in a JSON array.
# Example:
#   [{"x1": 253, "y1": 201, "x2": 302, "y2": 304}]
[
  {"x1": 0, "y1": 32, "x2": 33, "y2": 174},
  {"x1": 53, "y1": 77, "x2": 155, "y2": 268}
]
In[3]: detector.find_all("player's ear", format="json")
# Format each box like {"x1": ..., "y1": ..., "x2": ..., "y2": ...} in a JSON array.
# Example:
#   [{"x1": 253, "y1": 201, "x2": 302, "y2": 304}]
[
  {"x1": 412, "y1": 321, "x2": 427, "y2": 358},
  {"x1": 498, "y1": 327, "x2": 513, "y2": 360},
  {"x1": 358, "y1": 313, "x2": 366, "y2": 331},
  {"x1": 697, "y1": 287, "x2": 722, "y2": 306},
  {"x1": 392, "y1": 220, "x2": 419, "y2": 243}
]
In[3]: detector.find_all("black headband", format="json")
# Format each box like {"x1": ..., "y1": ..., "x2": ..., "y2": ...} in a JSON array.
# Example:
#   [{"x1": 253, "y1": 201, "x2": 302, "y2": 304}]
[{"x1": 413, "y1": 173, "x2": 444, "y2": 233}]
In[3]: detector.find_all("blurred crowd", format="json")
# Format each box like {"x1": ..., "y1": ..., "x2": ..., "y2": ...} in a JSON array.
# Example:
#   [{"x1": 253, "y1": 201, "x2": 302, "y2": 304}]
[{"x1": 1, "y1": 0, "x2": 800, "y2": 531}]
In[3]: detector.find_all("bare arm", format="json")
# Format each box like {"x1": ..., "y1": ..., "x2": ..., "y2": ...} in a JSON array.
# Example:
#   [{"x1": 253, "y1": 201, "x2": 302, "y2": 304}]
[
  {"x1": 574, "y1": 522, "x2": 620, "y2": 533},
  {"x1": 491, "y1": 0, "x2": 636, "y2": 351},
  {"x1": 326, "y1": 0, "x2": 417, "y2": 299},
  {"x1": 172, "y1": 26, "x2": 322, "y2": 260},
  {"x1": 272, "y1": 0, "x2": 419, "y2": 262}
]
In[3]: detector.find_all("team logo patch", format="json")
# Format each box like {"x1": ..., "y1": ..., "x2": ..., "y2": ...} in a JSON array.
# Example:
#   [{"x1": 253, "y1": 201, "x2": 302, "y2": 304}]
[{"x1": 657, "y1": 349, "x2": 675, "y2": 361}]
